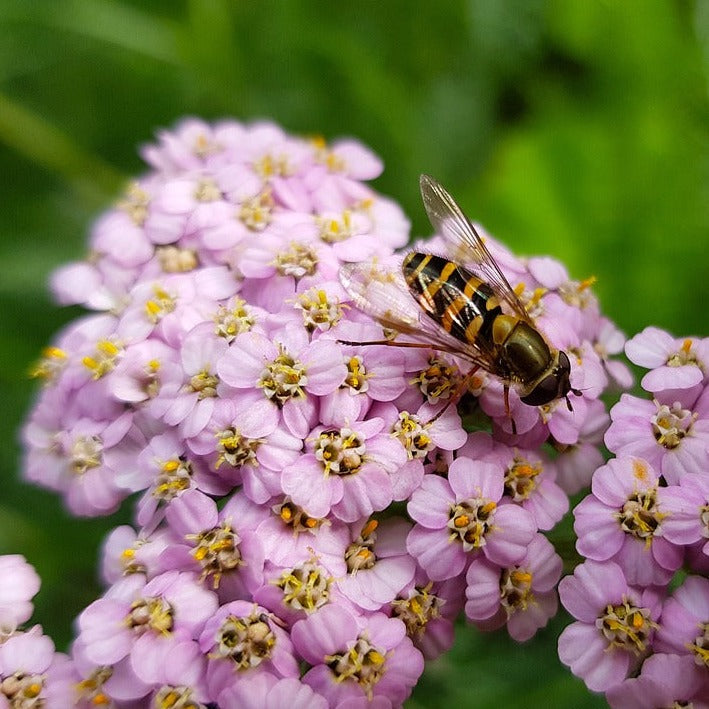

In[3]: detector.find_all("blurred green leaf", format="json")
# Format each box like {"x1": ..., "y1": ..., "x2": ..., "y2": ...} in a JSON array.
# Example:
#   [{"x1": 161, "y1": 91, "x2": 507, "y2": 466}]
[
  {"x1": 0, "y1": 0, "x2": 182, "y2": 63},
  {"x1": 0, "y1": 91, "x2": 125, "y2": 201}
]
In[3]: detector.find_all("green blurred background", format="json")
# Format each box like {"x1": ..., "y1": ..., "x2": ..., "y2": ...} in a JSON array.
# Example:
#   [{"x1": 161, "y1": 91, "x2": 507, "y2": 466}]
[{"x1": 1, "y1": 1, "x2": 707, "y2": 706}]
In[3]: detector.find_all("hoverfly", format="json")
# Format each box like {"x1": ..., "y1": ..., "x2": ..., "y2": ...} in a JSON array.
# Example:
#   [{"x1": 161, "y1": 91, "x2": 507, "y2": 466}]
[{"x1": 338, "y1": 175, "x2": 580, "y2": 431}]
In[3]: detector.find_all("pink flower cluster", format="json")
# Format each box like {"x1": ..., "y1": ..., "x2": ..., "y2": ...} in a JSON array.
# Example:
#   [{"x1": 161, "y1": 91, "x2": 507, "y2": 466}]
[
  {"x1": 18, "y1": 118, "x2": 631, "y2": 706},
  {"x1": 0, "y1": 555, "x2": 77, "y2": 704},
  {"x1": 559, "y1": 327, "x2": 709, "y2": 705}
]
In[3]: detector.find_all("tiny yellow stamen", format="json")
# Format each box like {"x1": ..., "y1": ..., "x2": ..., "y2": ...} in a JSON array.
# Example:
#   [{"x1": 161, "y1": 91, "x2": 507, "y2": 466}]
[
  {"x1": 367, "y1": 650, "x2": 386, "y2": 666},
  {"x1": 97, "y1": 340, "x2": 119, "y2": 357},
  {"x1": 481, "y1": 501, "x2": 497, "y2": 517},
  {"x1": 511, "y1": 570, "x2": 533, "y2": 585},
  {"x1": 362, "y1": 519, "x2": 379, "y2": 538},
  {"x1": 145, "y1": 300, "x2": 162, "y2": 317},
  {"x1": 45, "y1": 346, "x2": 66, "y2": 360},
  {"x1": 579, "y1": 275, "x2": 597, "y2": 291},
  {"x1": 528, "y1": 287, "x2": 547, "y2": 307}
]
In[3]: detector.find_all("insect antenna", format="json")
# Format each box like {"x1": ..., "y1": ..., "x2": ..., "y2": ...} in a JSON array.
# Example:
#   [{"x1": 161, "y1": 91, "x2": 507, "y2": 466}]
[{"x1": 565, "y1": 386, "x2": 585, "y2": 412}]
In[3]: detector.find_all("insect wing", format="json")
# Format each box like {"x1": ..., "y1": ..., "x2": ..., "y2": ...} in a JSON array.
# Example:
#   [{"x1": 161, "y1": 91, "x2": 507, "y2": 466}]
[
  {"x1": 339, "y1": 259, "x2": 495, "y2": 366},
  {"x1": 339, "y1": 259, "x2": 419, "y2": 334},
  {"x1": 419, "y1": 174, "x2": 532, "y2": 324}
]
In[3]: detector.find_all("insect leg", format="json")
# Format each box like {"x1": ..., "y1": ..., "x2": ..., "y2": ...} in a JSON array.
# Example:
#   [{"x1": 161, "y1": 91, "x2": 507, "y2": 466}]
[{"x1": 503, "y1": 384, "x2": 517, "y2": 435}]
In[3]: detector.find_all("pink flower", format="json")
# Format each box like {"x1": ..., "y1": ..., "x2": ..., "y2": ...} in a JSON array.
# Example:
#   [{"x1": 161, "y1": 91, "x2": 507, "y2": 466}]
[
  {"x1": 252, "y1": 497, "x2": 349, "y2": 571},
  {"x1": 605, "y1": 653, "x2": 709, "y2": 709},
  {"x1": 661, "y1": 474, "x2": 709, "y2": 554},
  {"x1": 218, "y1": 673, "x2": 328, "y2": 709},
  {"x1": 292, "y1": 604, "x2": 424, "y2": 706},
  {"x1": 199, "y1": 600, "x2": 299, "y2": 699},
  {"x1": 116, "y1": 268, "x2": 239, "y2": 346},
  {"x1": 592, "y1": 317, "x2": 634, "y2": 390},
  {"x1": 50, "y1": 254, "x2": 135, "y2": 311},
  {"x1": 0, "y1": 555, "x2": 40, "y2": 629},
  {"x1": 186, "y1": 397, "x2": 302, "y2": 504},
  {"x1": 218, "y1": 325, "x2": 346, "y2": 439},
  {"x1": 574, "y1": 456, "x2": 683, "y2": 586},
  {"x1": 71, "y1": 635, "x2": 151, "y2": 703},
  {"x1": 313, "y1": 137, "x2": 383, "y2": 180},
  {"x1": 558, "y1": 560, "x2": 662, "y2": 692},
  {"x1": 142, "y1": 171, "x2": 236, "y2": 247},
  {"x1": 0, "y1": 628, "x2": 72, "y2": 706},
  {"x1": 160, "y1": 489, "x2": 266, "y2": 603},
  {"x1": 407, "y1": 456, "x2": 536, "y2": 581},
  {"x1": 336, "y1": 518, "x2": 416, "y2": 612},
  {"x1": 89, "y1": 184, "x2": 155, "y2": 268},
  {"x1": 389, "y1": 570, "x2": 465, "y2": 661},
  {"x1": 141, "y1": 117, "x2": 238, "y2": 172},
  {"x1": 129, "y1": 430, "x2": 227, "y2": 528},
  {"x1": 281, "y1": 415, "x2": 406, "y2": 522},
  {"x1": 465, "y1": 533, "x2": 562, "y2": 642},
  {"x1": 382, "y1": 401, "x2": 467, "y2": 499},
  {"x1": 318, "y1": 321, "x2": 407, "y2": 427},
  {"x1": 22, "y1": 389, "x2": 143, "y2": 516},
  {"x1": 466, "y1": 435, "x2": 569, "y2": 530},
  {"x1": 254, "y1": 552, "x2": 350, "y2": 628},
  {"x1": 148, "y1": 322, "x2": 230, "y2": 438},
  {"x1": 238, "y1": 230, "x2": 341, "y2": 312},
  {"x1": 655, "y1": 575, "x2": 709, "y2": 668},
  {"x1": 554, "y1": 398, "x2": 608, "y2": 494},
  {"x1": 100, "y1": 525, "x2": 168, "y2": 585},
  {"x1": 107, "y1": 338, "x2": 182, "y2": 411},
  {"x1": 76, "y1": 571, "x2": 218, "y2": 670},
  {"x1": 133, "y1": 636, "x2": 210, "y2": 702},
  {"x1": 605, "y1": 389, "x2": 709, "y2": 483},
  {"x1": 625, "y1": 327, "x2": 709, "y2": 394}
]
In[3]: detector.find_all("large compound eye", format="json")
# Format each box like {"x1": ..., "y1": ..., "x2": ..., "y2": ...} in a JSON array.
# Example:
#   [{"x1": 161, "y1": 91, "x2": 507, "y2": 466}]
[
  {"x1": 520, "y1": 374, "x2": 561, "y2": 406},
  {"x1": 557, "y1": 350, "x2": 571, "y2": 374}
]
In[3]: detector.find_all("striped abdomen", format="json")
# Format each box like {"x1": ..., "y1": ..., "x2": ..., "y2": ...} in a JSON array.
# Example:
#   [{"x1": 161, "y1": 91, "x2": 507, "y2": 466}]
[{"x1": 402, "y1": 252, "x2": 501, "y2": 346}]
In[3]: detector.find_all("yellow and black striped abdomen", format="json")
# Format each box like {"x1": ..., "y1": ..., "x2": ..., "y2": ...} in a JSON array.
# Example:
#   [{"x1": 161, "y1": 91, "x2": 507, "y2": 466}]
[{"x1": 402, "y1": 252, "x2": 501, "y2": 346}]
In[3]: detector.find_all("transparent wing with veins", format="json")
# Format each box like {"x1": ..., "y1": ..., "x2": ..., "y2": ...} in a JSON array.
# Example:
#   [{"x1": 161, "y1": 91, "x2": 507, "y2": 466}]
[
  {"x1": 419, "y1": 174, "x2": 533, "y2": 324},
  {"x1": 338, "y1": 257, "x2": 496, "y2": 370}
]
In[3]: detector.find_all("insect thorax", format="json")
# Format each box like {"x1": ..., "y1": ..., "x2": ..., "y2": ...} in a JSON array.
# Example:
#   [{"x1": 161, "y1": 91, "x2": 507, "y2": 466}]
[{"x1": 497, "y1": 321, "x2": 553, "y2": 383}]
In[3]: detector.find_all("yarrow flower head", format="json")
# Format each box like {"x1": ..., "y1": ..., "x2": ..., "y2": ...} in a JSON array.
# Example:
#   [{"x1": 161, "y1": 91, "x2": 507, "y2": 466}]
[
  {"x1": 18, "y1": 117, "x2": 636, "y2": 705},
  {"x1": 573, "y1": 456, "x2": 683, "y2": 586},
  {"x1": 560, "y1": 325, "x2": 709, "y2": 706},
  {"x1": 0, "y1": 556, "x2": 75, "y2": 705},
  {"x1": 465, "y1": 533, "x2": 562, "y2": 642},
  {"x1": 558, "y1": 560, "x2": 662, "y2": 692}
]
